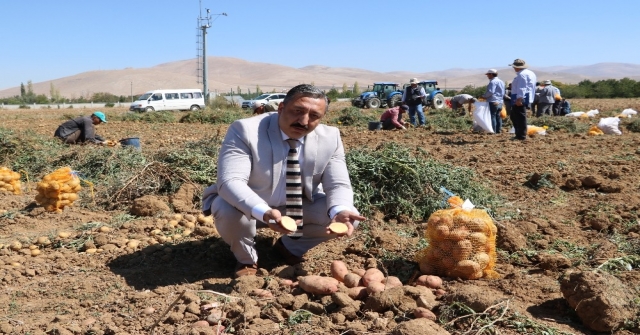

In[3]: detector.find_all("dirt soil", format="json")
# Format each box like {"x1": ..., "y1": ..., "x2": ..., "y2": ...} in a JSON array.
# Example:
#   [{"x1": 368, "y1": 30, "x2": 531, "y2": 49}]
[{"x1": 0, "y1": 100, "x2": 639, "y2": 335}]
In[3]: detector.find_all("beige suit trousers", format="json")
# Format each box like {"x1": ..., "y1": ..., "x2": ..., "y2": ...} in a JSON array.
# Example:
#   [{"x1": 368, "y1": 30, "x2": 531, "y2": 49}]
[{"x1": 212, "y1": 194, "x2": 335, "y2": 265}]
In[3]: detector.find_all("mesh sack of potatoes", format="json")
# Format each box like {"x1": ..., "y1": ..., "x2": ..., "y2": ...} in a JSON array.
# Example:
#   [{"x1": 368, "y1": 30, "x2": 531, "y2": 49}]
[
  {"x1": 35, "y1": 167, "x2": 82, "y2": 213},
  {"x1": 415, "y1": 195, "x2": 499, "y2": 280},
  {"x1": 0, "y1": 167, "x2": 22, "y2": 195}
]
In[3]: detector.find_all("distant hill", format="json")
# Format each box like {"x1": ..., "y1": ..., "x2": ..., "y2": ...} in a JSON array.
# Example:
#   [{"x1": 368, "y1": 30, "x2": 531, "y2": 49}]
[{"x1": 2, "y1": 57, "x2": 640, "y2": 99}]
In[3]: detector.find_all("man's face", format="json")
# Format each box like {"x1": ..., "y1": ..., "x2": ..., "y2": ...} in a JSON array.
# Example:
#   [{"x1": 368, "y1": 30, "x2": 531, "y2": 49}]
[
  {"x1": 411, "y1": 83, "x2": 417, "y2": 88},
  {"x1": 278, "y1": 94, "x2": 326, "y2": 139},
  {"x1": 91, "y1": 116, "x2": 101, "y2": 125}
]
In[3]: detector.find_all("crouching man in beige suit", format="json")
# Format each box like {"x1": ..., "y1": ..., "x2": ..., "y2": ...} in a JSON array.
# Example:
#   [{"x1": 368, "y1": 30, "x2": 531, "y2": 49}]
[{"x1": 202, "y1": 84, "x2": 365, "y2": 278}]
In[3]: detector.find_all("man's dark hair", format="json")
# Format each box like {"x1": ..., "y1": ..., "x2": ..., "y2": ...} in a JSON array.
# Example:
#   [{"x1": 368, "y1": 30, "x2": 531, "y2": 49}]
[{"x1": 283, "y1": 84, "x2": 329, "y2": 112}]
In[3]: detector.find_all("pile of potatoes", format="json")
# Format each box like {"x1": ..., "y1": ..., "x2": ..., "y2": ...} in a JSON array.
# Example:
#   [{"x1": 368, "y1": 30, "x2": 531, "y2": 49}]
[
  {"x1": 0, "y1": 167, "x2": 21, "y2": 194},
  {"x1": 416, "y1": 207, "x2": 499, "y2": 280},
  {"x1": 35, "y1": 167, "x2": 82, "y2": 213},
  {"x1": 295, "y1": 260, "x2": 445, "y2": 301}
]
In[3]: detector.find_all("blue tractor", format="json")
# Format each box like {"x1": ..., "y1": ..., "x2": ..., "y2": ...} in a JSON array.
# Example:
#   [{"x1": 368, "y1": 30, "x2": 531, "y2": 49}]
[
  {"x1": 351, "y1": 82, "x2": 403, "y2": 109},
  {"x1": 400, "y1": 80, "x2": 446, "y2": 109}
]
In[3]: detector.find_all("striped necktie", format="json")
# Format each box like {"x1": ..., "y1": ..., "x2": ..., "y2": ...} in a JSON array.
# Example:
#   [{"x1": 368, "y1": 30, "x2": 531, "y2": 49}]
[{"x1": 285, "y1": 138, "x2": 303, "y2": 238}]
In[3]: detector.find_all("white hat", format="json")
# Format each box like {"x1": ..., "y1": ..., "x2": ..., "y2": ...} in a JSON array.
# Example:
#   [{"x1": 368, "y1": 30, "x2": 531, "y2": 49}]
[
  {"x1": 543, "y1": 80, "x2": 552, "y2": 85},
  {"x1": 485, "y1": 69, "x2": 498, "y2": 75},
  {"x1": 409, "y1": 78, "x2": 419, "y2": 84}
]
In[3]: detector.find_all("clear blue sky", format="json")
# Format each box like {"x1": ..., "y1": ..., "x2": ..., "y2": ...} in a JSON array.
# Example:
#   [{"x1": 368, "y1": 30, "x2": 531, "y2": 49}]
[{"x1": 2, "y1": 0, "x2": 639, "y2": 90}]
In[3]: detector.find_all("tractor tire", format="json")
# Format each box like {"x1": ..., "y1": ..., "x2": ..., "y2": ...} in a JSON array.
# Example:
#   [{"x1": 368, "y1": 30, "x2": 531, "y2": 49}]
[
  {"x1": 431, "y1": 93, "x2": 445, "y2": 109},
  {"x1": 366, "y1": 98, "x2": 381, "y2": 109},
  {"x1": 388, "y1": 95, "x2": 402, "y2": 108}
]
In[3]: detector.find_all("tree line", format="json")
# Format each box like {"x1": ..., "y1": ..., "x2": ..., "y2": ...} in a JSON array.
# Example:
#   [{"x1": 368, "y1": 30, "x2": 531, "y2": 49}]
[
  {"x1": 455, "y1": 77, "x2": 640, "y2": 99},
  {"x1": 4, "y1": 77, "x2": 640, "y2": 106}
]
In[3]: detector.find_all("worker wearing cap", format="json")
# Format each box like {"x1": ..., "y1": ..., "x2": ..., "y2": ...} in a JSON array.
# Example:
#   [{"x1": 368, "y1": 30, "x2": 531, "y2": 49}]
[
  {"x1": 54, "y1": 111, "x2": 107, "y2": 144},
  {"x1": 482, "y1": 69, "x2": 505, "y2": 134},
  {"x1": 380, "y1": 104, "x2": 409, "y2": 130},
  {"x1": 537, "y1": 80, "x2": 555, "y2": 117},
  {"x1": 509, "y1": 59, "x2": 537, "y2": 141}
]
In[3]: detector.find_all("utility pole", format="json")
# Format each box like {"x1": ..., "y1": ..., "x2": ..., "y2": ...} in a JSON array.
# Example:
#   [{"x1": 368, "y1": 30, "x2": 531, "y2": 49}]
[{"x1": 197, "y1": 1, "x2": 227, "y2": 102}]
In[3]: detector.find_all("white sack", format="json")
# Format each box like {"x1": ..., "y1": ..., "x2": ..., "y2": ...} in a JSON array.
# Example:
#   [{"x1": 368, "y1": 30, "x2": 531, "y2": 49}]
[{"x1": 472, "y1": 101, "x2": 494, "y2": 133}]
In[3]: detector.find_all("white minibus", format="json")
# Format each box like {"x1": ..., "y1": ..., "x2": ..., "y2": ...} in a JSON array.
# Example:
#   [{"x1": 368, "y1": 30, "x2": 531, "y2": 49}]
[{"x1": 129, "y1": 89, "x2": 205, "y2": 112}]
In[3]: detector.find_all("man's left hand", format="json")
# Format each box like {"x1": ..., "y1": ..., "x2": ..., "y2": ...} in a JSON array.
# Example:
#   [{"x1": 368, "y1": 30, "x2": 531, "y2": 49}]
[{"x1": 327, "y1": 210, "x2": 366, "y2": 237}]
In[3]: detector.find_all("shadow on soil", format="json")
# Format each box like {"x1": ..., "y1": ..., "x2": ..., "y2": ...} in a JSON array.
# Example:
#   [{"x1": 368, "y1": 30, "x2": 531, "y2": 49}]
[
  {"x1": 106, "y1": 234, "x2": 289, "y2": 290},
  {"x1": 526, "y1": 298, "x2": 594, "y2": 334}
]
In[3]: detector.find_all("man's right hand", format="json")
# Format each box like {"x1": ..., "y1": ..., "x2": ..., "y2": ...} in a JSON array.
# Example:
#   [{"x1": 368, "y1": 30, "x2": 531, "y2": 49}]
[{"x1": 263, "y1": 209, "x2": 296, "y2": 235}]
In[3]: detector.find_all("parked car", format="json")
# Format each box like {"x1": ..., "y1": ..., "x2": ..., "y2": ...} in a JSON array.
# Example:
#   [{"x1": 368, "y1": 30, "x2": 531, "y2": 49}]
[
  {"x1": 129, "y1": 89, "x2": 204, "y2": 112},
  {"x1": 241, "y1": 93, "x2": 286, "y2": 110}
]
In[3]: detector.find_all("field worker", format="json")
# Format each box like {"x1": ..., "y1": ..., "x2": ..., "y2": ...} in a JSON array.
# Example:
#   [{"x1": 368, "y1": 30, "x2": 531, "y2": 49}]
[
  {"x1": 531, "y1": 82, "x2": 541, "y2": 116},
  {"x1": 402, "y1": 78, "x2": 427, "y2": 127},
  {"x1": 559, "y1": 98, "x2": 571, "y2": 116},
  {"x1": 380, "y1": 104, "x2": 409, "y2": 130},
  {"x1": 482, "y1": 69, "x2": 505, "y2": 134},
  {"x1": 503, "y1": 83, "x2": 512, "y2": 116},
  {"x1": 54, "y1": 111, "x2": 107, "y2": 145},
  {"x1": 253, "y1": 100, "x2": 279, "y2": 115},
  {"x1": 202, "y1": 84, "x2": 365, "y2": 278},
  {"x1": 450, "y1": 94, "x2": 477, "y2": 115},
  {"x1": 537, "y1": 80, "x2": 555, "y2": 117},
  {"x1": 552, "y1": 83, "x2": 562, "y2": 115},
  {"x1": 509, "y1": 58, "x2": 537, "y2": 141}
]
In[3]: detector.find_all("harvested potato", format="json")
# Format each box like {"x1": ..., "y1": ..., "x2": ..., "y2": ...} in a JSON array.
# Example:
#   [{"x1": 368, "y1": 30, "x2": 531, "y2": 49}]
[
  {"x1": 448, "y1": 227, "x2": 470, "y2": 241},
  {"x1": 415, "y1": 275, "x2": 443, "y2": 289},
  {"x1": 475, "y1": 252, "x2": 490, "y2": 268},
  {"x1": 298, "y1": 275, "x2": 339, "y2": 295},
  {"x1": 366, "y1": 281, "x2": 386, "y2": 294},
  {"x1": 347, "y1": 286, "x2": 368, "y2": 300},
  {"x1": 451, "y1": 239, "x2": 473, "y2": 261},
  {"x1": 330, "y1": 260, "x2": 349, "y2": 282},
  {"x1": 183, "y1": 214, "x2": 196, "y2": 223},
  {"x1": 58, "y1": 232, "x2": 71, "y2": 238},
  {"x1": 413, "y1": 307, "x2": 436, "y2": 320},
  {"x1": 328, "y1": 222, "x2": 348, "y2": 234},
  {"x1": 450, "y1": 260, "x2": 482, "y2": 280},
  {"x1": 280, "y1": 216, "x2": 297, "y2": 232},
  {"x1": 362, "y1": 268, "x2": 384, "y2": 286},
  {"x1": 279, "y1": 279, "x2": 294, "y2": 287},
  {"x1": 352, "y1": 268, "x2": 366, "y2": 277},
  {"x1": 98, "y1": 226, "x2": 111, "y2": 233},
  {"x1": 9, "y1": 241, "x2": 22, "y2": 251},
  {"x1": 250, "y1": 289, "x2": 273, "y2": 298},
  {"x1": 382, "y1": 276, "x2": 403, "y2": 288},
  {"x1": 343, "y1": 273, "x2": 362, "y2": 288},
  {"x1": 36, "y1": 236, "x2": 51, "y2": 246},
  {"x1": 30, "y1": 249, "x2": 41, "y2": 256}
]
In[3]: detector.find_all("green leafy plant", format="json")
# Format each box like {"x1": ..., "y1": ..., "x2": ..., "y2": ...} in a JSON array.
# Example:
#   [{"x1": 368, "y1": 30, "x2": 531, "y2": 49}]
[{"x1": 346, "y1": 142, "x2": 500, "y2": 221}]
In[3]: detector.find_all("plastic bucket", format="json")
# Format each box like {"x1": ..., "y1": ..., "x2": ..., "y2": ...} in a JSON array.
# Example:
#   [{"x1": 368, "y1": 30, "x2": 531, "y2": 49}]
[
  {"x1": 368, "y1": 121, "x2": 381, "y2": 131},
  {"x1": 119, "y1": 137, "x2": 141, "y2": 150}
]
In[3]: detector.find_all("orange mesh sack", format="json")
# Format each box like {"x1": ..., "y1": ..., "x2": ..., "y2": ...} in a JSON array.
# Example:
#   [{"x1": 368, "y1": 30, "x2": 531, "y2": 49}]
[
  {"x1": 35, "y1": 167, "x2": 81, "y2": 213},
  {"x1": 416, "y1": 196, "x2": 499, "y2": 280},
  {"x1": 0, "y1": 167, "x2": 22, "y2": 195}
]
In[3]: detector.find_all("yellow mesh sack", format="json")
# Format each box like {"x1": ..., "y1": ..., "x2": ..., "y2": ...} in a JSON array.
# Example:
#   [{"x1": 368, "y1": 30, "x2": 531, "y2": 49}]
[
  {"x1": 0, "y1": 167, "x2": 21, "y2": 195},
  {"x1": 416, "y1": 197, "x2": 499, "y2": 280},
  {"x1": 35, "y1": 167, "x2": 81, "y2": 213},
  {"x1": 587, "y1": 125, "x2": 604, "y2": 136}
]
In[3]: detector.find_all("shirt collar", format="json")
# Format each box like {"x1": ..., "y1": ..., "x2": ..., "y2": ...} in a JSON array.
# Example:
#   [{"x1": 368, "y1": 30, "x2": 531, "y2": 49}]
[{"x1": 280, "y1": 130, "x2": 305, "y2": 144}]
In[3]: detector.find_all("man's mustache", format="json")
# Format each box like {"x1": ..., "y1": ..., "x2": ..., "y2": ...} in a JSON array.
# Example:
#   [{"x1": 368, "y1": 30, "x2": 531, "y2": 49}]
[{"x1": 291, "y1": 122, "x2": 308, "y2": 129}]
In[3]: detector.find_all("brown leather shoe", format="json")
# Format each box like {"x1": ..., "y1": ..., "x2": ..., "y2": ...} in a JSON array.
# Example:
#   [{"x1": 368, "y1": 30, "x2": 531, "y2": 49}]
[
  {"x1": 273, "y1": 238, "x2": 303, "y2": 265},
  {"x1": 234, "y1": 262, "x2": 258, "y2": 278}
]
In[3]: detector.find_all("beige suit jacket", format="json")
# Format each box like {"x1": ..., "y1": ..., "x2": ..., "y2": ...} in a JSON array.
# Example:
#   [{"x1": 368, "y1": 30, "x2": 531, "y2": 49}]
[{"x1": 202, "y1": 112, "x2": 355, "y2": 220}]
